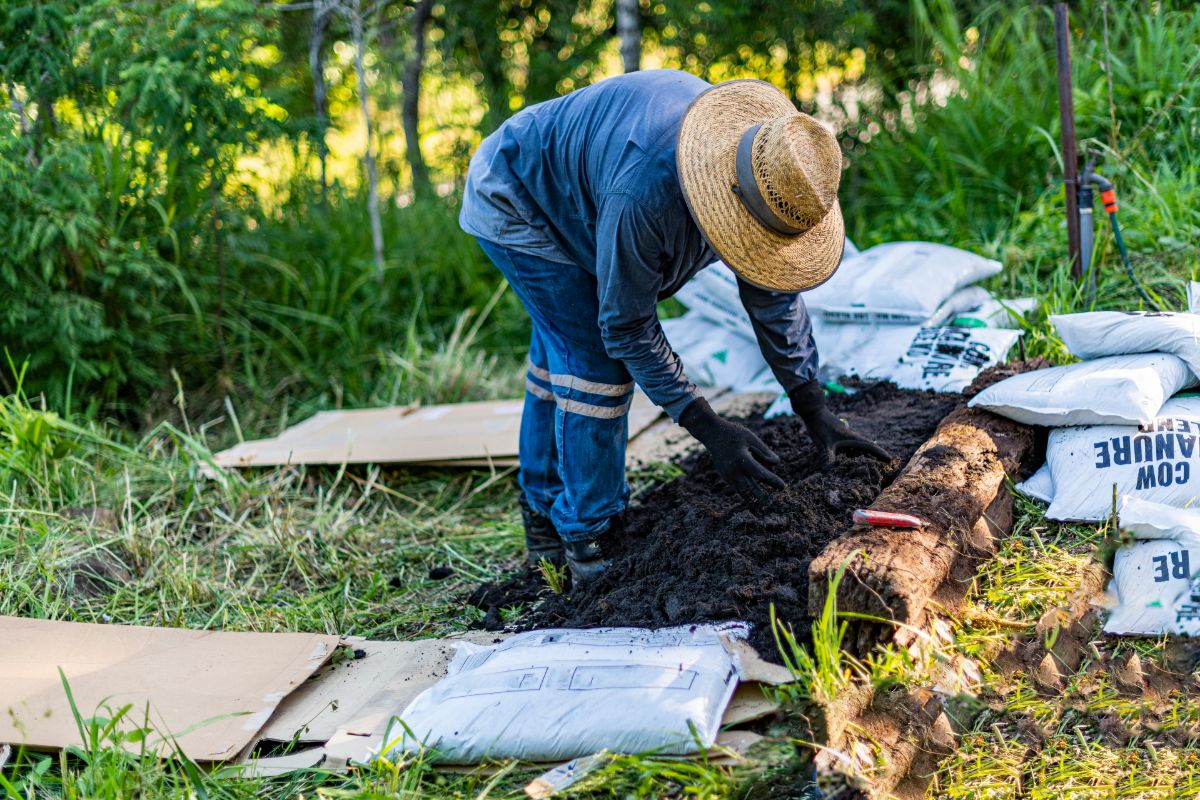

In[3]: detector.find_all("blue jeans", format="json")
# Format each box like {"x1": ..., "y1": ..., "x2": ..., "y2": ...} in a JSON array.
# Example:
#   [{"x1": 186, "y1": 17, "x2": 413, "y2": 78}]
[{"x1": 476, "y1": 238, "x2": 632, "y2": 542}]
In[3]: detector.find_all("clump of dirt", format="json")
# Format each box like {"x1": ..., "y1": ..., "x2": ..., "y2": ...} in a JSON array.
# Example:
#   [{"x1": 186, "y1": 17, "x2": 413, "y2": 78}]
[{"x1": 471, "y1": 382, "x2": 958, "y2": 659}]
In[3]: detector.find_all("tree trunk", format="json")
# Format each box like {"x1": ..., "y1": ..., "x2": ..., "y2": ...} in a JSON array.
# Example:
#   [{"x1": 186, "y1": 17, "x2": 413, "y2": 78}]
[
  {"x1": 309, "y1": 0, "x2": 331, "y2": 197},
  {"x1": 402, "y1": 0, "x2": 434, "y2": 201},
  {"x1": 209, "y1": 175, "x2": 230, "y2": 377},
  {"x1": 616, "y1": 0, "x2": 640, "y2": 73},
  {"x1": 349, "y1": 0, "x2": 386, "y2": 281}
]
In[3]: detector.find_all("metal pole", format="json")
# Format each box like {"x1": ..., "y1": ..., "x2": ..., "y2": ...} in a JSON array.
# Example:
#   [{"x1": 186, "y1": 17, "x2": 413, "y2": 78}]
[{"x1": 1055, "y1": 2, "x2": 1082, "y2": 278}]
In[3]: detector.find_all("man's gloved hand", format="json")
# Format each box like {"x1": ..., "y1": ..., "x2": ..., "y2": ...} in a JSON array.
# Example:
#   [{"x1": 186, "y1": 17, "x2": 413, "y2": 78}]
[
  {"x1": 680, "y1": 397, "x2": 785, "y2": 503},
  {"x1": 789, "y1": 380, "x2": 893, "y2": 466}
]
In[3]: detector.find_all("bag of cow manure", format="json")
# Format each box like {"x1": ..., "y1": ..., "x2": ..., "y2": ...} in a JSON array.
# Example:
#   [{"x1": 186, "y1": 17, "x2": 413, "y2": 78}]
[
  {"x1": 887, "y1": 326, "x2": 1021, "y2": 393},
  {"x1": 968, "y1": 353, "x2": 1197, "y2": 426},
  {"x1": 806, "y1": 242, "x2": 1002, "y2": 324},
  {"x1": 379, "y1": 626, "x2": 742, "y2": 764},
  {"x1": 1105, "y1": 496, "x2": 1200, "y2": 635},
  {"x1": 1016, "y1": 463, "x2": 1055, "y2": 503},
  {"x1": 1044, "y1": 396, "x2": 1200, "y2": 521},
  {"x1": 816, "y1": 323, "x2": 1019, "y2": 393},
  {"x1": 1053, "y1": 311, "x2": 1200, "y2": 378}
]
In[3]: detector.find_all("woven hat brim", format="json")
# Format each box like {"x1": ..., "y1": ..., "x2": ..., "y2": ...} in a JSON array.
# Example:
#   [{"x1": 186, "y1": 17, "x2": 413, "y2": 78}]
[{"x1": 677, "y1": 80, "x2": 845, "y2": 292}]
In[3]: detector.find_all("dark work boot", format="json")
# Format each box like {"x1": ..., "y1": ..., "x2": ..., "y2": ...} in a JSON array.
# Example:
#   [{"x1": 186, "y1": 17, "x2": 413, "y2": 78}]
[
  {"x1": 564, "y1": 516, "x2": 622, "y2": 586},
  {"x1": 520, "y1": 495, "x2": 564, "y2": 568}
]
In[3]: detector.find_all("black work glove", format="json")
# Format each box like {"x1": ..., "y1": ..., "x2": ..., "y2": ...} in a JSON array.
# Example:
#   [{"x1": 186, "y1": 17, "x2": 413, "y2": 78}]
[
  {"x1": 680, "y1": 397, "x2": 785, "y2": 503},
  {"x1": 789, "y1": 380, "x2": 893, "y2": 466}
]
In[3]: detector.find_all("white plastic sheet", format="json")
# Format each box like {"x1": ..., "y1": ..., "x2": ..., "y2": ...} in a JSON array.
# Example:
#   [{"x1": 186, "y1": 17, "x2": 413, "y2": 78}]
[
  {"x1": 660, "y1": 312, "x2": 769, "y2": 391},
  {"x1": 968, "y1": 353, "x2": 1196, "y2": 426},
  {"x1": 380, "y1": 626, "x2": 743, "y2": 764}
]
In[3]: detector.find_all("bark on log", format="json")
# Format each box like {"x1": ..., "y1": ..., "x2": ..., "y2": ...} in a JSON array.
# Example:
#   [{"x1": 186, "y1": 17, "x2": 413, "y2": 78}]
[
  {"x1": 808, "y1": 683, "x2": 955, "y2": 800},
  {"x1": 809, "y1": 407, "x2": 1034, "y2": 649},
  {"x1": 309, "y1": 1, "x2": 331, "y2": 195}
]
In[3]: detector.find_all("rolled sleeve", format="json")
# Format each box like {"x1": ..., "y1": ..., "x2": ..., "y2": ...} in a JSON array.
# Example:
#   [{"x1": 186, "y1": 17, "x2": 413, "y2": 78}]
[
  {"x1": 594, "y1": 195, "x2": 702, "y2": 420},
  {"x1": 738, "y1": 277, "x2": 819, "y2": 393}
]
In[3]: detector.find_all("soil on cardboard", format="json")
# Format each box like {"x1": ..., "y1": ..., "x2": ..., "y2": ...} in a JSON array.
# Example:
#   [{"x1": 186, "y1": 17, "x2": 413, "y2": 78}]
[{"x1": 468, "y1": 382, "x2": 959, "y2": 660}]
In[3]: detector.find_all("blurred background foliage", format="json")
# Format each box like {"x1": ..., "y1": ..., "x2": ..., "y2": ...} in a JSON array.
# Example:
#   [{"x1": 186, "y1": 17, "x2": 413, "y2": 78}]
[{"x1": 1, "y1": 0, "x2": 1197, "y2": 432}]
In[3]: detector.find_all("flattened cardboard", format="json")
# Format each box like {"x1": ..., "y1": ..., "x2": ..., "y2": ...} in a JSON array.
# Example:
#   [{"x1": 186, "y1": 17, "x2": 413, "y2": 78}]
[
  {"x1": 255, "y1": 634, "x2": 498, "y2": 746},
  {"x1": 722, "y1": 683, "x2": 782, "y2": 727},
  {"x1": 215, "y1": 394, "x2": 661, "y2": 469},
  {"x1": 0, "y1": 616, "x2": 338, "y2": 762},
  {"x1": 220, "y1": 747, "x2": 328, "y2": 777}
]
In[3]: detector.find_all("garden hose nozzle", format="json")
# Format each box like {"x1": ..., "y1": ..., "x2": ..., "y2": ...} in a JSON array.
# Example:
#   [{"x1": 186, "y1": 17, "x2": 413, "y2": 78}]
[{"x1": 1077, "y1": 155, "x2": 1159, "y2": 311}]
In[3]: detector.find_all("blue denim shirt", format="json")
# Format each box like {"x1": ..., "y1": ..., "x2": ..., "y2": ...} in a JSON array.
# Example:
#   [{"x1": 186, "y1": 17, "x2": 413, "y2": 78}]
[{"x1": 461, "y1": 69, "x2": 818, "y2": 420}]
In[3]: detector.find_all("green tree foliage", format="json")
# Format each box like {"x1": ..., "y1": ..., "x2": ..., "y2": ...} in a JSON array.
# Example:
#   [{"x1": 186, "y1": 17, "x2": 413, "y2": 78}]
[
  {"x1": 438, "y1": 0, "x2": 613, "y2": 133},
  {"x1": 0, "y1": 0, "x2": 280, "y2": 407}
]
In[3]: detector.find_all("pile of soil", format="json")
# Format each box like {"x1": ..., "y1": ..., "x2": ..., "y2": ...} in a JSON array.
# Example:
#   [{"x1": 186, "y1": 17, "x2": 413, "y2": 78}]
[{"x1": 470, "y1": 382, "x2": 958, "y2": 659}]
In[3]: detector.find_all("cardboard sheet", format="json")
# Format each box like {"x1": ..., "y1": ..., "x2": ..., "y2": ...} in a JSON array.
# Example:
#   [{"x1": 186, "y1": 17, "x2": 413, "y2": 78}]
[
  {"x1": 255, "y1": 633, "x2": 500, "y2": 746},
  {"x1": 215, "y1": 394, "x2": 661, "y2": 469},
  {"x1": 0, "y1": 616, "x2": 339, "y2": 761}
]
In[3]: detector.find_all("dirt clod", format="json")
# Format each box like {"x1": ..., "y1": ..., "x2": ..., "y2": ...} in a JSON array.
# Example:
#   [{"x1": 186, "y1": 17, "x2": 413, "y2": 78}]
[{"x1": 472, "y1": 382, "x2": 957, "y2": 660}]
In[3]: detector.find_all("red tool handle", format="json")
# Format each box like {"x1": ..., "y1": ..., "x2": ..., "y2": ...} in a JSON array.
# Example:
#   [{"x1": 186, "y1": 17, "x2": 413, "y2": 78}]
[{"x1": 853, "y1": 509, "x2": 928, "y2": 529}]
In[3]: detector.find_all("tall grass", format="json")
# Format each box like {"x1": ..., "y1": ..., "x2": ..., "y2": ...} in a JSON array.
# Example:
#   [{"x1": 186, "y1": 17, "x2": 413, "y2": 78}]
[
  {"x1": 844, "y1": 0, "x2": 1200, "y2": 318},
  {"x1": 145, "y1": 191, "x2": 528, "y2": 436}
]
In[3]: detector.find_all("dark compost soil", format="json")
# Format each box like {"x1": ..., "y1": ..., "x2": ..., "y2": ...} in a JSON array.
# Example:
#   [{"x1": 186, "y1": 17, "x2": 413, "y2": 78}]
[{"x1": 468, "y1": 382, "x2": 959, "y2": 660}]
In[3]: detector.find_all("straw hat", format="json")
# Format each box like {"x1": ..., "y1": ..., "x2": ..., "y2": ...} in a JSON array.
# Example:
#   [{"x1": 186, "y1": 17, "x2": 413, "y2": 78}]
[{"x1": 677, "y1": 80, "x2": 845, "y2": 292}]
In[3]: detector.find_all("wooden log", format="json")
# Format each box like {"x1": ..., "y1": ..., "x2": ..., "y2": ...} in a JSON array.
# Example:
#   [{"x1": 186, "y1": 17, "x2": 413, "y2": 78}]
[
  {"x1": 809, "y1": 683, "x2": 956, "y2": 800},
  {"x1": 808, "y1": 406, "x2": 1035, "y2": 650}
]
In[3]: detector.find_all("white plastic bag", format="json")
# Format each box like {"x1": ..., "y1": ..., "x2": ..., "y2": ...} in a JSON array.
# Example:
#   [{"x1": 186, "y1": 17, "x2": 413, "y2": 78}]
[
  {"x1": 953, "y1": 296, "x2": 1038, "y2": 329},
  {"x1": 925, "y1": 286, "x2": 995, "y2": 326},
  {"x1": 811, "y1": 323, "x2": 1019, "y2": 394},
  {"x1": 1053, "y1": 311, "x2": 1200, "y2": 378},
  {"x1": 1044, "y1": 397, "x2": 1200, "y2": 521},
  {"x1": 1016, "y1": 463, "x2": 1055, "y2": 503},
  {"x1": 889, "y1": 326, "x2": 1021, "y2": 392},
  {"x1": 807, "y1": 242, "x2": 1003, "y2": 324},
  {"x1": 672, "y1": 262, "x2": 753, "y2": 335},
  {"x1": 380, "y1": 626, "x2": 742, "y2": 764},
  {"x1": 661, "y1": 312, "x2": 769, "y2": 390},
  {"x1": 1119, "y1": 495, "x2": 1200, "y2": 543},
  {"x1": 1104, "y1": 497, "x2": 1200, "y2": 635},
  {"x1": 968, "y1": 354, "x2": 1196, "y2": 426}
]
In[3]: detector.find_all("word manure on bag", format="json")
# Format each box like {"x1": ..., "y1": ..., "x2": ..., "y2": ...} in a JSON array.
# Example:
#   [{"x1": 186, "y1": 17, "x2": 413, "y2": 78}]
[{"x1": 1093, "y1": 422, "x2": 1200, "y2": 489}]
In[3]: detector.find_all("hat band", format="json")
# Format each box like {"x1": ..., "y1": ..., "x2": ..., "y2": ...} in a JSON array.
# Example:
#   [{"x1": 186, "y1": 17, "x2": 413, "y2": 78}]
[{"x1": 732, "y1": 123, "x2": 805, "y2": 237}]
